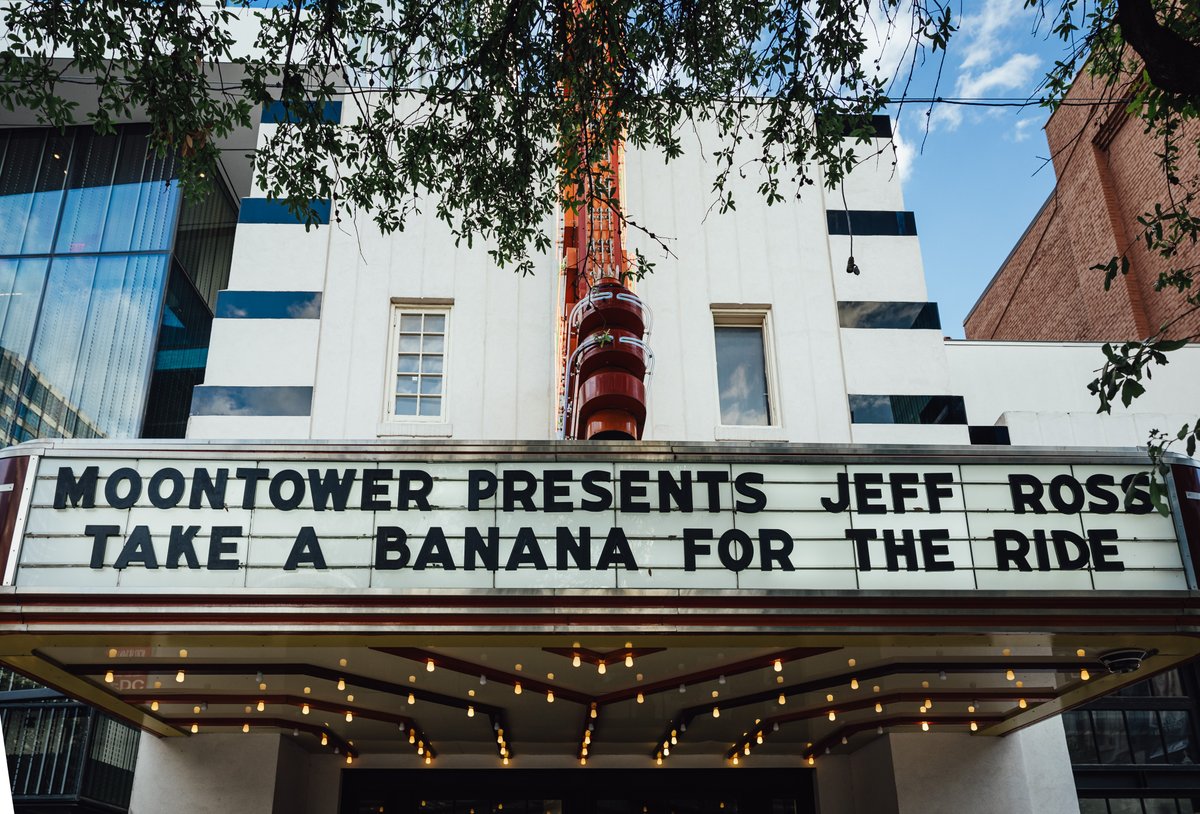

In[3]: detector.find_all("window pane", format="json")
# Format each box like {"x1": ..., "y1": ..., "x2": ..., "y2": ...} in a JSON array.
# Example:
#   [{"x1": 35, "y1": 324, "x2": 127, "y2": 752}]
[
  {"x1": 1127, "y1": 710, "x2": 1167, "y2": 764},
  {"x1": 395, "y1": 396, "x2": 417, "y2": 416},
  {"x1": 1064, "y1": 711, "x2": 1100, "y2": 764},
  {"x1": 1152, "y1": 670, "x2": 1185, "y2": 697},
  {"x1": 419, "y1": 376, "x2": 442, "y2": 395},
  {"x1": 1160, "y1": 710, "x2": 1196, "y2": 764},
  {"x1": 422, "y1": 333, "x2": 445, "y2": 352},
  {"x1": 1078, "y1": 802, "x2": 1108, "y2": 814},
  {"x1": 400, "y1": 314, "x2": 422, "y2": 332},
  {"x1": 1094, "y1": 710, "x2": 1133, "y2": 763},
  {"x1": 397, "y1": 354, "x2": 419, "y2": 373},
  {"x1": 1107, "y1": 802, "x2": 1143, "y2": 814},
  {"x1": 421, "y1": 355, "x2": 443, "y2": 374},
  {"x1": 419, "y1": 396, "x2": 441, "y2": 417},
  {"x1": 714, "y1": 326, "x2": 770, "y2": 426},
  {"x1": 424, "y1": 314, "x2": 445, "y2": 332},
  {"x1": 396, "y1": 375, "x2": 418, "y2": 395},
  {"x1": 1143, "y1": 801, "x2": 1179, "y2": 814},
  {"x1": 398, "y1": 334, "x2": 421, "y2": 352}
]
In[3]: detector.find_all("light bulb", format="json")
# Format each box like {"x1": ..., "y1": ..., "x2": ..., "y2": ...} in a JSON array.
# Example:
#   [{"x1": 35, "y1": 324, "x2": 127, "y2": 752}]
[
  {"x1": 176, "y1": 670, "x2": 185, "y2": 683},
  {"x1": 850, "y1": 678, "x2": 859, "y2": 690},
  {"x1": 322, "y1": 733, "x2": 329, "y2": 745},
  {"x1": 346, "y1": 711, "x2": 354, "y2": 722},
  {"x1": 679, "y1": 684, "x2": 686, "y2": 693},
  {"x1": 302, "y1": 703, "x2": 310, "y2": 715},
  {"x1": 968, "y1": 704, "x2": 976, "y2": 713},
  {"x1": 338, "y1": 679, "x2": 346, "y2": 691},
  {"x1": 1077, "y1": 648, "x2": 1086, "y2": 657},
  {"x1": 876, "y1": 726, "x2": 883, "y2": 735},
  {"x1": 637, "y1": 693, "x2": 644, "y2": 704},
  {"x1": 719, "y1": 675, "x2": 726, "y2": 685},
  {"x1": 150, "y1": 701, "x2": 159, "y2": 711},
  {"x1": 573, "y1": 654, "x2": 581, "y2": 668},
  {"x1": 598, "y1": 662, "x2": 606, "y2": 675},
  {"x1": 732, "y1": 755, "x2": 739, "y2": 765},
  {"x1": 925, "y1": 699, "x2": 932, "y2": 708},
  {"x1": 670, "y1": 735, "x2": 677, "y2": 745},
  {"x1": 194, "y1": 705, "x2": 201, "y2": 714},
  {"x1": 257, "y1": 700, "x2": 265, "y2": 712},
  {"x1": 1018, "y1": 698, "x2": 1027, "y2": 709},
  {"x1": 468, "y1": 705, "x2": 475, "y2": 718},
  {"x1": 346, "y1": 755, "x2": 353, "y2": 765},
  {"x1": 580, "y1": 758, "x2": 586, "y2": 766},
  {"x1": 625, "y1": 654, "x2": 634, "y2": 668},
  {"x1": 408, "y1": 693, "x2": 416, "y2": 704},
  {"x1": 774, "y1": 659, "x2": 782, "y2": 672},
  {"x1": 841, "y1": 737, "x2": 848, "y2": 745},
  {"x1": 425, "y1": 756, "x2": 431, "y2": 765},
  {"x1": 426, "y1": 659, "x2": 435, "y2": 673},
  {"x1": 778, "y1": 694, "x2": 786, "y2": 705},
  {"x1": 590, "y1": 707, "x2": 597, "y2": 719},
  {"x1": 581, "y1": 747, "x2": 588, "y2": 756},
  {"x1": 826, "y1": 694, "x2": 834, "y2": 703},
  {"x1": 713, "y1": 707, "x2": 720, "y2": 718},
  {"x1": 807, "y1": 756, "x2": 815, "y2": 766},
  {"x1": 243, "y1": 723, "x2": 250, "y2": 733},
  {"x1": 921, "y1": 722, "x2": 929, "y2": 732},
  {"x1": 920, "y1": 706, "x2": 927, "y2": 714},
  {"x1": 514, "y1": 683, "x2": 522, "y2": 695},
  {"x1": 418, "y1": 745, "x2": 424, "y2": 755},
  {"x1": 828, "y1": 711, "x2": 836, "y2": 721},
  {"x1": 480, "y1": 675, "x2": 487, "y2": 686},
  {"x1": 256, "y1": 670, "x2": 264, "y2": 683},
  {"x1": 971, "y1": 721, "x2": 979, "y2": 731},
  {"x1": 348, "y1": 694, "x2": 355, "y2": 702},
  {"x1": 1081, "y1": 669, "x2": 1091, "y2": 681},
  {"x1": 656, "y1": 756, "x2": 662, "y2": 765},
  {"x1": 546, "y1": 691, "x2": 554, "y2": 703},
  {"x1": 304, "y1": 686, "x2": 311, "y2": 694},
  {"x1": 743, "y1": 744, "x2": 750, "y2": 755},
  {"x1": 409, "y1": 731, "x2": 415, "y2": 744},
  {"x1": 756, "y1": 733, "x2": 763, "y2": 744},
  {"x1": 104, "y1": 670, "x2": 114, "y2": 683},
  {"x1": 875, "y1": 703, "x2": 883, "y2": 713},
  {"x1": 1005, "y1": 669, "x2": 1015, "y2": 681},
  {"x1": 179, "y1": 649, "x2": 188, "y2": 658},
  {"x1": 503, "y1": 757, "x2": 509, "y2": 765}
]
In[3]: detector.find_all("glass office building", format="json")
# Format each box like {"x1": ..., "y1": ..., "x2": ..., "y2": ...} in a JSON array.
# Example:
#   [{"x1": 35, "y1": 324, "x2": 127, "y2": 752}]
[{"x1": 0, "y1": 123, "x2": 234, "y2": 444}]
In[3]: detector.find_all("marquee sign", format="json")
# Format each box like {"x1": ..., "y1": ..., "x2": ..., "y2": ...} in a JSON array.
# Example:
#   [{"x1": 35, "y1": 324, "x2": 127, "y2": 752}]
[{"x1": 1, "y1": 442, "x2": 1195, "y2": 594}]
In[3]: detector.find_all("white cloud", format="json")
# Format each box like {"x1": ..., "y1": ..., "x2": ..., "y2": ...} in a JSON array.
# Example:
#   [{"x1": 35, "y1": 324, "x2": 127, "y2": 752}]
[
  {"x1": 958, "y1": 0, "x2": 1028, "y2": 70},
  {"x1": 893, "y1": 122, "x2": 916, "y2": 182},
  {"x1": 958, "y1": 52, "x2": 1041, "y2": 97},
  {"x1": 1008, "y1": 116, "x2": 1044, "y2": 143}
]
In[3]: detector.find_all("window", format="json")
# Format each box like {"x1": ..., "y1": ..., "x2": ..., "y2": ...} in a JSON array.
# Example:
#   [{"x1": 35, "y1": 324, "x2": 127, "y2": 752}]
[
  {"x1": 848, "y1": 394, "x2": 967, "y2": 425},
  {"x1": 826, "y1": 210, "x2": 918, "y2": 236},
  {"x1": 387, "y1": 307, "x2": 448, "y2": 421},
  {"x1": 837, "y1": 301, "x2": 941, "y2": 330},
  {"x1": 713, "y1": 309, "x2": 775, "y2": 427}
]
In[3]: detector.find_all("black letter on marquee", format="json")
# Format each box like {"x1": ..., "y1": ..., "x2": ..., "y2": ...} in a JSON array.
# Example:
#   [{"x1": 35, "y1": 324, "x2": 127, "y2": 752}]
[
  {"x1": 994, "y1": 530, "x2": 1031, "y2": 571},
  {"x1": 397, "y1": 470, "x2": 433, "y2": 511},
  {"x1": 207, "y1": 527, "x2": 242, "y2": 570},
  {"x1": 543, "y1": 470, "x2": 573, "y2": 512},
  {"x1": 718, "y1": 529, "x2": 754, "y2": 572},
  {"x1": 821, "y1": 474, "x2": 851, "y2": 513},
  {"x1": 920, "y1": 529, "x2": 954, "y2": 572},
  {"x1": 883, "y1": 529, "x2": 918, "y2": 571},
  {"x1": 846, "y1": 528, "x2": 876, "y2": 571},
  {"x1": 55, "y1": 466, "x2": 98, "y2": 509},
  {"x1": 86, "y1": 524, "x2": 121, "y2": 568},
  {"x1": 189, "y1": 468, "x2": 228, "y2": 509},
  {"x1": 374, "y1": 527, "x2": 409, "y2": 570},
  {"x1": 855, "y1": 474, "x2": 886, "y2": 515},
  {"x1": 309, "y1": 469, "x2": 355, "y2": 511},
  {"x1": 695, "y1": 471, "x2": 729, "y2": 512},
  {"x1": 414, "y1": 527, "x2": 456, "y2": 570},
  {"x1": 468, "y1": 470, "x2": 498, "y2": 510},
  {"x1": 596, "y1": 528, "x2": 637, "y2": 570},
  {"x1": 104, "y1": 467, "x2": 142, "y2": 509},
  {"x1": 360, "y1": 469, "x2": 393, "y2": 511},
  {"x1": 236, "y1": 468, "x2": 269, "y2": 509},
  {"x1": 1088, "y1": 529, "x2": 1124, "y2": 572},
  {"x1": 658, "y1": 471, "x2": 693, "y2": 513},
  {"x1": 1052, "y1": 530, "x2": 1090, "y2": 570},
  {"x1": 556, "y1": 527, "x2": 591, "y2": 570},
  {"x1": 890, "y1": 473, "x2": 920, "y2": 513},
  {"x1": 683, "y1": 529, "x2": 714, "y2": 571},
  {"x1": 506, "y1": 527, "x2": 548, "y2": 570},
  {"x1": 114, "y1": 526, "x2": 158, "y2": 570},
  {"x1": 464, "y1": 527, "x2": 499, "y2": 571},
  {"x1": 580, "y1": 470, "x2": 613, "y2": 511},
  {"x1": 148, "y1": 468, "x2": 185, "y2": 509},
  {"x1": 1009, "y1": 475, "x2": 1046, "y2": 514},
  {"x1": 502, "y1": 471, "x2": 538, "y2": 512},
  {"x1": 166, "y1": 526, "x2": 201, "y2": 569},
  {"x1": 1049, "y1": 475, "x2": 1085, "y2": 514},
  {"x1": 759, "y1": 529, "x2": 795, "y2": 571},
  {"x1": 1085, "y1": 474, "x2": 1120, "y2": 514},
  {"x1": 284, "y1": 527, "x2": 327, "y2": 570},
  {"x1": 619, "y1": 470, "x2": 652, "y2": 513},
  {"x1": 1121, "y1": 473, "x2": 1154, "y2": 514},
  {"x1": 924, "y1": 473, "x2": 955, "y2": 513},
  {"x1": 269, "y1": 470, "x2": 306, "y2": 510},
  {"x1": 734, "y1": 473, "x2": 767, "y2": 513}
]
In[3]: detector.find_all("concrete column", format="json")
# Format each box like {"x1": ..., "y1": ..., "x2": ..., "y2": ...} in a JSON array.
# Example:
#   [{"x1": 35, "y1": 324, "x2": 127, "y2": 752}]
[{"x1": 815, "y1": 718, "x2": 1079, "y2": 814}]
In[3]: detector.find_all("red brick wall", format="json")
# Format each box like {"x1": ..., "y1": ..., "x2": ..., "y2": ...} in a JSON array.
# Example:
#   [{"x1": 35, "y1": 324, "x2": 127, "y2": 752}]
[{"x1": 964, "y1": 71, "x2": 1200, "y2": 341}]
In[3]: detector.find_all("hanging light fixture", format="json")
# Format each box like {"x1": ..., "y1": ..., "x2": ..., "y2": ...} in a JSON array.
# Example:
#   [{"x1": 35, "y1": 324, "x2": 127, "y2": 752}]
[
  {"x1": 514, "y1": 682, "x2": 522, "y2": 695},
  {"x1": 346, "y1": 711, "x2": 354, "y2": 722},
  {"x1": 426, "y1": 659, "x2": 435, "y2": 673},
  {"x1": 778, "y1": 694, "x2": 787, "y2": 705},
  {"x1": 773, "y1": 659, "x2": 782, "y2": 673},
  {"x1": 104, "y1": 671, "x2": 114, "y2": 683},
  {"x1": 828, "y1": 711, "x2": 836, "y2": 721},
  {"x1": 546, "y1": 691, "x2": 554, "y2": 703},
  {"x1": 572, "y1": 654, "x2": 581, "y2": 668},
  {"x1": 636, "y1": 693, "x2": 644, "y2": 704},
  {"x1": 190, "y1": 723, "x2": 199, "y2": 734},
  {"x1": 176, "y1": 670, "x2": 186, "y2": 683},
  {"x1": 243, "y1": 723, "x2": 250, "y2": 733},
  {"x1": 338, "y1": 678, "x2": 346, "y2": 691},
  {"x1": 257, "y1": 700, "x2": 265, "y2": 712},
  {"x1": 625, "y1": 654, "x2": 634, "y2": 668},
  {"x1": 302, "y1": 703, "x2": 310, "y2": 715}
]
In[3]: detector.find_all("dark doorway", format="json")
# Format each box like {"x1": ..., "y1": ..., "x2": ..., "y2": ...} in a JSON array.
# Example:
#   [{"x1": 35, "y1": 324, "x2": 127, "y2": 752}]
[{"x1": 340, "y1": 769, "x2": 816, "y2": 814}]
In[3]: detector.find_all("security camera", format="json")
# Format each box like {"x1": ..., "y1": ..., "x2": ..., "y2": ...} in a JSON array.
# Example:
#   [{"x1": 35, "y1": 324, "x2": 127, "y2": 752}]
[{"x1": 1098, "y1": 649, "x2": 1151, "y2": 674}]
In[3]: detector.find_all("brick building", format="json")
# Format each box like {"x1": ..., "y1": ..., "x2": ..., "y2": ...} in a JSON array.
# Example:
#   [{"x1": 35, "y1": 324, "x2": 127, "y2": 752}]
[{"x1": 964, "y1": 71, "x2": 1200, "y2": 341}]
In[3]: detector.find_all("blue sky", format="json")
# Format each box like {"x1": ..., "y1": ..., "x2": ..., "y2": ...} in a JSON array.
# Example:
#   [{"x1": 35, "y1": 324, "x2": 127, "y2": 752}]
[{"x1": 876, "y1": 0, "x2": 1074, "y2": 337}]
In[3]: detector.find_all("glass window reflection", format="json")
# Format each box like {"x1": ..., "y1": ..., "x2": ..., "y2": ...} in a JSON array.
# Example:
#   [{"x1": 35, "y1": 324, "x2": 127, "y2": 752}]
[{"x1": 714, "y1": 326, "x2": 771, "y2": 426}]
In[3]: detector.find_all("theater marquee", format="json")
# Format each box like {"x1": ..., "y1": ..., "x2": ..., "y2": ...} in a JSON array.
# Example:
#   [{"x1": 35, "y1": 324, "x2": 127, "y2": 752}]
[{"x1": 3, "y1": 440, "x2": 1198, "y2": 593}]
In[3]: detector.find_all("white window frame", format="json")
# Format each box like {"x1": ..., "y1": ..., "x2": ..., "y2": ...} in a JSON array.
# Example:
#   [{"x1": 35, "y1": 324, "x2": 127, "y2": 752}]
[
  {"x1": 381, "y1": 301, "x2": 452, "y2": 428},
  {"x1": 711, "y1": 306, "x2": 783, "y2": 432}
]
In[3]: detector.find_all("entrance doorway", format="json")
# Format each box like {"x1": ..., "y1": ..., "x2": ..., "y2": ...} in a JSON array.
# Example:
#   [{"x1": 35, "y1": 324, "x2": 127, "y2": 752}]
[{"x1": 340, "y1": 770, "x2": 816, "y2": 814}]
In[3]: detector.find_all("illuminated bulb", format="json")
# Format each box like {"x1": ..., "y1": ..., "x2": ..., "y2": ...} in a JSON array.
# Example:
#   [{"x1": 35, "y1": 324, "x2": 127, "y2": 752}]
[
  {"x1": 841, "y1": 737, "x2": 848, "y2": 745},
  {"x1": 243, "y1": 723, "x2": 250, "y2": 733},
  {"x1": 426, "y1": 659, "x2": 435, "y2": 673},
  {"x1": 304, "y1": 686, "x2": 311, "y2": 694},
  {"x1": 774, "y1": 659, "x2": 783, "y2": 673},
  {"x1": 1016, "y1": 681, "x2": 1024, "y2": 688},
  {"x1": 580, "y1": 758, "x2": 586, "y2": 766},
  {"x1": 259, "y1": 683, "x2": 268, "y2": 691},
  {"x1": 409, "y1": 731, "x2": 415, "y2": 744},
  {"x1": 1081, "y1": 669, "x2": 1091, "y2": 681},
  {"x1": 514, "y1": 683, "x2": 522, "y2": 695},
  {"x1": 656, "y1": 756, "x2": 662, "y2": 765},
  {"x1": 348, "y1": 694, "x2": 355, "y2": 702},
  {"x1": 546, "y1": 691, "x2": 554, "y2": 703},
  {"x1": 346, "y1": 711, "x2": 354, "y2": 722},
  {"x1": 425, "y1": 756, "x2": 431, "y2": 765},
  {"x1": 418, "y1": 746, "x2": 424, "y2": 755},
  {"x1": 743, "y1": 744, "x2": 750, "y2": 756},
  {"x1": 713, "y1": 707, "x2": 720, "y2": 718},
  {"x1": 828, "y1": 711, "x2": 836, "y2": 722},
  {"x1": 921, "y1": 722, "x2": 929, "y2": 732},
  {"x1": 345, "y1": 755, "x2": 353, "y2": 765},
  {"x1": 176, "y1": 670, "x2": 186, "y2": 683},
  {"x1": 850, "y1": 678, "x2": 859, "y2": 690},
  {"x1": 625, "y1": 654, "x2": 634, "y2": 668},
  {"x1": 925, "y1": 699, "x2": 932, "y2": 708},
  {"x1": 408, "y1": 693, "x2": 416, "y2": 704},
  {"x1": 807, "y1": 756, "x2": 815, "y2": 766},
  {"x1": 179, "y1": 649, "x2": 188, "y2": 658},
  {"x1": 919, "y1": 706, "x2": 927, "y2": 714},
  {"x1": 338, "y1": 679, "x2": 346, "y2": 691},
  {"x1": 968, "y1": 704, "x2": 976, "y2": 713},
  {"x1": 321, "y1": 733, "x2": 329, "y2": 746},
  {"x1": 104, "y1": 671, "x2": 114, "y2": 683},
  {"x1": 671, "y1": 735, "x2": 677, "y2": 745},
  {"x1": 573, "y1": 654, "x2": 581, "y2": 668},
  {"x1": 151, "y1": 701, "x2": 159, "y2": 711},
  {"x1": 712, "y1": 690, "x2": 719, "y2": 698},
  {"x1": 503, "y1": 757, "x2": 510, "y2": 765},
  {"x1": 194, "y1": 705, "x2": 201, "y2": 714},
  {"x1": 590, "y1": 707, "x2": 598, "y2": 719},
  {"x1": 257, "y1": 700, "x2": 265, "y2": 712},
  {"x1": 970, "y1": 721, "x2": 979, "y2": 732},
  {"x1": 480, "y1": 675, "x2": 487, "y2": 686},
  {"x1": 598, "y1": 662, "x2": 606, "y2": 675},
  {"x1": 1005, "y1": 669, "x2": 1015, "y2": 681},
  {"x1": 1018, "y1": 698, "x2": 1027, "y2": 709},
  {"x1": 256, "y1": 670, "x2": 264, "y2": 683},
  {"x1": 732, "y1": 755, "x2": 739, "y2": 766},
  {"x1": 1077, "y1": 648, "x2": 1086, "y2": 657},
  {"x1": 778, "y1": 694, "x2": 786, "y2": 705},
  {"x1": 826, "y1": 694, "x2": 834, "y2": 703},
  {"x1": 637, "y1": 693, "x2": 644, "y2": 704},
  {"x1": 756, "y1": 732, "x2": 763, "y2": 745},
  {"x1": 875, "y1": 703, "x2": 883, "y2": 713},
  {"x1": 302, "y1": 703, "x2": 310, "y2": 715},
  {"x1": 718, "y1": 675, "x2": 726, "y2": 685},
  {"x1": 581, "y1": 747, "x2": 588, "y2": 756},
  {"x1": 191, "y1": 723, "x2": 199, "y2": 733}
]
